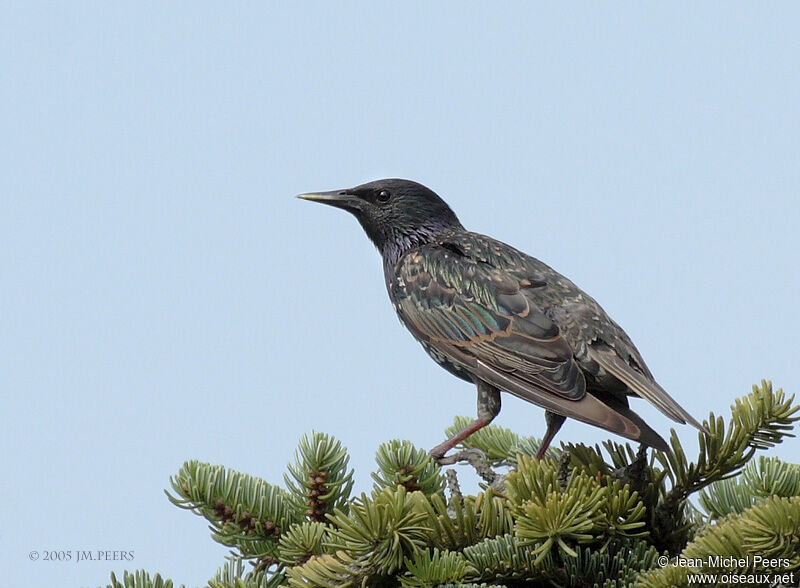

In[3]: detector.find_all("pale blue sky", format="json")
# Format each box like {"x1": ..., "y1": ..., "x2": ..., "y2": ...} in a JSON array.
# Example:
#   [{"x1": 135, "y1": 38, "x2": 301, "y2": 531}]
[{"x1": 2, "y1": 3, "x2": 799, "y2": 587}]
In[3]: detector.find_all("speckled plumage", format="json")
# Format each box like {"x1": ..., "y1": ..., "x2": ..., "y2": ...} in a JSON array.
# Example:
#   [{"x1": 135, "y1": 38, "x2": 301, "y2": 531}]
[{"x1": 299, "y1": 179, "x2": 705, "y2": 459}]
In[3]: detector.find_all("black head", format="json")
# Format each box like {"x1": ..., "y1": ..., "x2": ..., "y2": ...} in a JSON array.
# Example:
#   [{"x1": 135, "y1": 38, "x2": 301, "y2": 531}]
[{"x1": 298, "y1": 179, "x2": 462, "y2": 258}]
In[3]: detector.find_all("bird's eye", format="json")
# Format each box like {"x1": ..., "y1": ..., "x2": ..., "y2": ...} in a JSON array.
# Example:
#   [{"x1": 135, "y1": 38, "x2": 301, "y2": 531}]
[{"x1": 377, "y1": 190, "x2": 391, "y2": 203}]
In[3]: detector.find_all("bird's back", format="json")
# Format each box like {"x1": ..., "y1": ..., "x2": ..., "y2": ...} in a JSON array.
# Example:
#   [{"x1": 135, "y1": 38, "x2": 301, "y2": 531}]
[{"x1": 419, "y1": 231, "x2": 635, "y2": 366}]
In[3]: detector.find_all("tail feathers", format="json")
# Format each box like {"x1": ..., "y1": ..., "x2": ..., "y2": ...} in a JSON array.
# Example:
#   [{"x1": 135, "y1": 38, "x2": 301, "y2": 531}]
[
  {"x1": 589, "y1": 344, "x2": 708, "y2": 435},
  {"x1": 476, "y1": 359, "x2": 669, "y2": 450},
  {"x1": 591, "y1": 390, "x2": 670, "y2": 452}
]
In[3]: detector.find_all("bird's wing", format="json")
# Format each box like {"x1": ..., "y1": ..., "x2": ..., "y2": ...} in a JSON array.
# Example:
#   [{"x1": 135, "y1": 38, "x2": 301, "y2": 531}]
[
  {"x1": 394, "y1": 246, "x2": 659, "y2": 440},
  {"x1": 587, "y1": 342, "x2": 707, "y2": 431},
  {"x1": 395, "y1": 246, "x2": 587, "y2": 400}
]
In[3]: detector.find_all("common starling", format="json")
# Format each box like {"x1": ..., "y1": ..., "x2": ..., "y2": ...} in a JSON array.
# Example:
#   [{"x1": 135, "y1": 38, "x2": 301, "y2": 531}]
[{"x1": 298, "y1": 179, "x2": 705, "y2": 460}]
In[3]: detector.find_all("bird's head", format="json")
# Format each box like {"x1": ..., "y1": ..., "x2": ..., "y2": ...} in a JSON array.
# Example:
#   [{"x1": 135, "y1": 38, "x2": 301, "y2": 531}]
[{"x1": 298, "y1": 179, "x2": 462, "y2": 259}]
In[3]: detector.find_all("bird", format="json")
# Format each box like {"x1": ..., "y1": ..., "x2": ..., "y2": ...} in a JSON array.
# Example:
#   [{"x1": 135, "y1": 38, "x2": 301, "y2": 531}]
[{"x1": 298, "y1": 179, "x2": 705, "y2": 461}]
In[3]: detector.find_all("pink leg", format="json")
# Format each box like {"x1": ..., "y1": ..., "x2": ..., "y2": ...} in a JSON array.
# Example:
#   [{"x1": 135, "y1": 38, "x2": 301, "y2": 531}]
[
  {"x1": 430, "y1": 381, "x2": 501, "y2": 460},
  {"x1": 430, "y1": 416, "x2": 494, "y2": 459}
]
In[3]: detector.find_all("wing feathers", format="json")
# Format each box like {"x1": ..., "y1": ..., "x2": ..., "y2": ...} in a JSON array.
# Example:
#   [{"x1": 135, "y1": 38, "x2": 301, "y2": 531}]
[
  {"x1": 589, "y1": 344, "x2": 707, "y2": 433},
  {"x1": 475, "y1": 360, "x2": 653, "y2": 444},
  {"x1": 397, "y1": 247, "x2": 585, "y2": 401},
  {"x1": 394, "y1": 238, "x2": 703, "y2": 447}
]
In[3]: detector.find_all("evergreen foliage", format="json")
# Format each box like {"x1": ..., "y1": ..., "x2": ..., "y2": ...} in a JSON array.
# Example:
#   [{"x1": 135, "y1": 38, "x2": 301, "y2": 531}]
[
  {"x1": 698, "y1": 456, "x2": 800, "y2": 519},
  {"x1": 100, "y1": 381, "x2": 799, "y2": 587},
  {"x1": 444, "y1": 417, "x2": 561, "y2": 464},
  {"x1": 284, "y1": 431, "x2": 355, "y2": 522},
  {"x1": 372, "y1": 440, "x2": 446, "y2": 495},
  {"x1": 103, "y1": 571, "x2": 183, "y2": 588}
]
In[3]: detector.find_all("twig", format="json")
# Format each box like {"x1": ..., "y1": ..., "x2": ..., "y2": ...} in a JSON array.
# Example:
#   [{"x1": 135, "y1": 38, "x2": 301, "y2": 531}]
[{"x1": 438, "y1": 448, "x2": 500, "y2": 486}]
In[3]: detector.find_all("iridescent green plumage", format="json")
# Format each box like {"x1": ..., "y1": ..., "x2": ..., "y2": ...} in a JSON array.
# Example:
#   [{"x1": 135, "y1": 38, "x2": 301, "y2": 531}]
[{"x1": 299, "y1": 179, "x2": 706, "y2": 459}]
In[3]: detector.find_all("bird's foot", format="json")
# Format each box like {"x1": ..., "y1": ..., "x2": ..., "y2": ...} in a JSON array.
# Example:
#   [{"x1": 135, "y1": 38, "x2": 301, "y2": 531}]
[{"x1": 610, "y1": 444, "x2": 650, "y2": 492}]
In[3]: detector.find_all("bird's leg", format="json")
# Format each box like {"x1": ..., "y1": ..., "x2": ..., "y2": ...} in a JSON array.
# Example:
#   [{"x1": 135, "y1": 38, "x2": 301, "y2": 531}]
[
  {"x1": 535, "y1": 411, "x2": 567, "y2": 460},
  {"x1": 430, "y1": 381, "x2": 501, "y2": 461}
]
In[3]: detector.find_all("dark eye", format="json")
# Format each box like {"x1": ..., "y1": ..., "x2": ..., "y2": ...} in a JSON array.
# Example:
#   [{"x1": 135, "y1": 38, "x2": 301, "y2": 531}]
[{"x1": 377, "y1": 189, "x2": 391, "y2": 203}]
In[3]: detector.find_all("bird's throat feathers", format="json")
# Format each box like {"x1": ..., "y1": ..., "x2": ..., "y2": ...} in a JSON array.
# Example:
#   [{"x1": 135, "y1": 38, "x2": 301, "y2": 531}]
[{"x1": 372, "y1": 221, "x2": 461, "y2": 274}]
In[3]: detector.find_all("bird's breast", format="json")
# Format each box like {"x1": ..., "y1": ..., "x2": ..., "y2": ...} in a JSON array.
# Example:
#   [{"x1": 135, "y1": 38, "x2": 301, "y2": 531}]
[{"x1": 418, "y1": 340, "x2": 473, "y2": 383}]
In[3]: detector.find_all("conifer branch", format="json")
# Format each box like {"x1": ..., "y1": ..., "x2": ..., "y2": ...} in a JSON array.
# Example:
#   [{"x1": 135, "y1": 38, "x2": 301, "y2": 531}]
[
  {"x1": 372, "y1": 440, "x2": 445, "y2": 495},
  {"x1": 101, "y1": 381, "x2": 798, "y2": 587},
  {"x1": 166, "y1": 460, "x2": 300, "y2": 562},
  {"x1": 102, "y1": 571, "x2": 183, "y2": 588},
  {"x1": 283, "y1": 432, "x2": 354, "y2": 522}
]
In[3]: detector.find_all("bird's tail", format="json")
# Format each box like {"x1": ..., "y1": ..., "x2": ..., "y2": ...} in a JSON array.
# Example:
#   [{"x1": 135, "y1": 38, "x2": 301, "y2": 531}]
[
  {"x1": 476, "y1": 359, "x2": 671, "y2": 451},
  {"x1": 593, "y1": 392, "x2": 670, "y2": 452}
]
